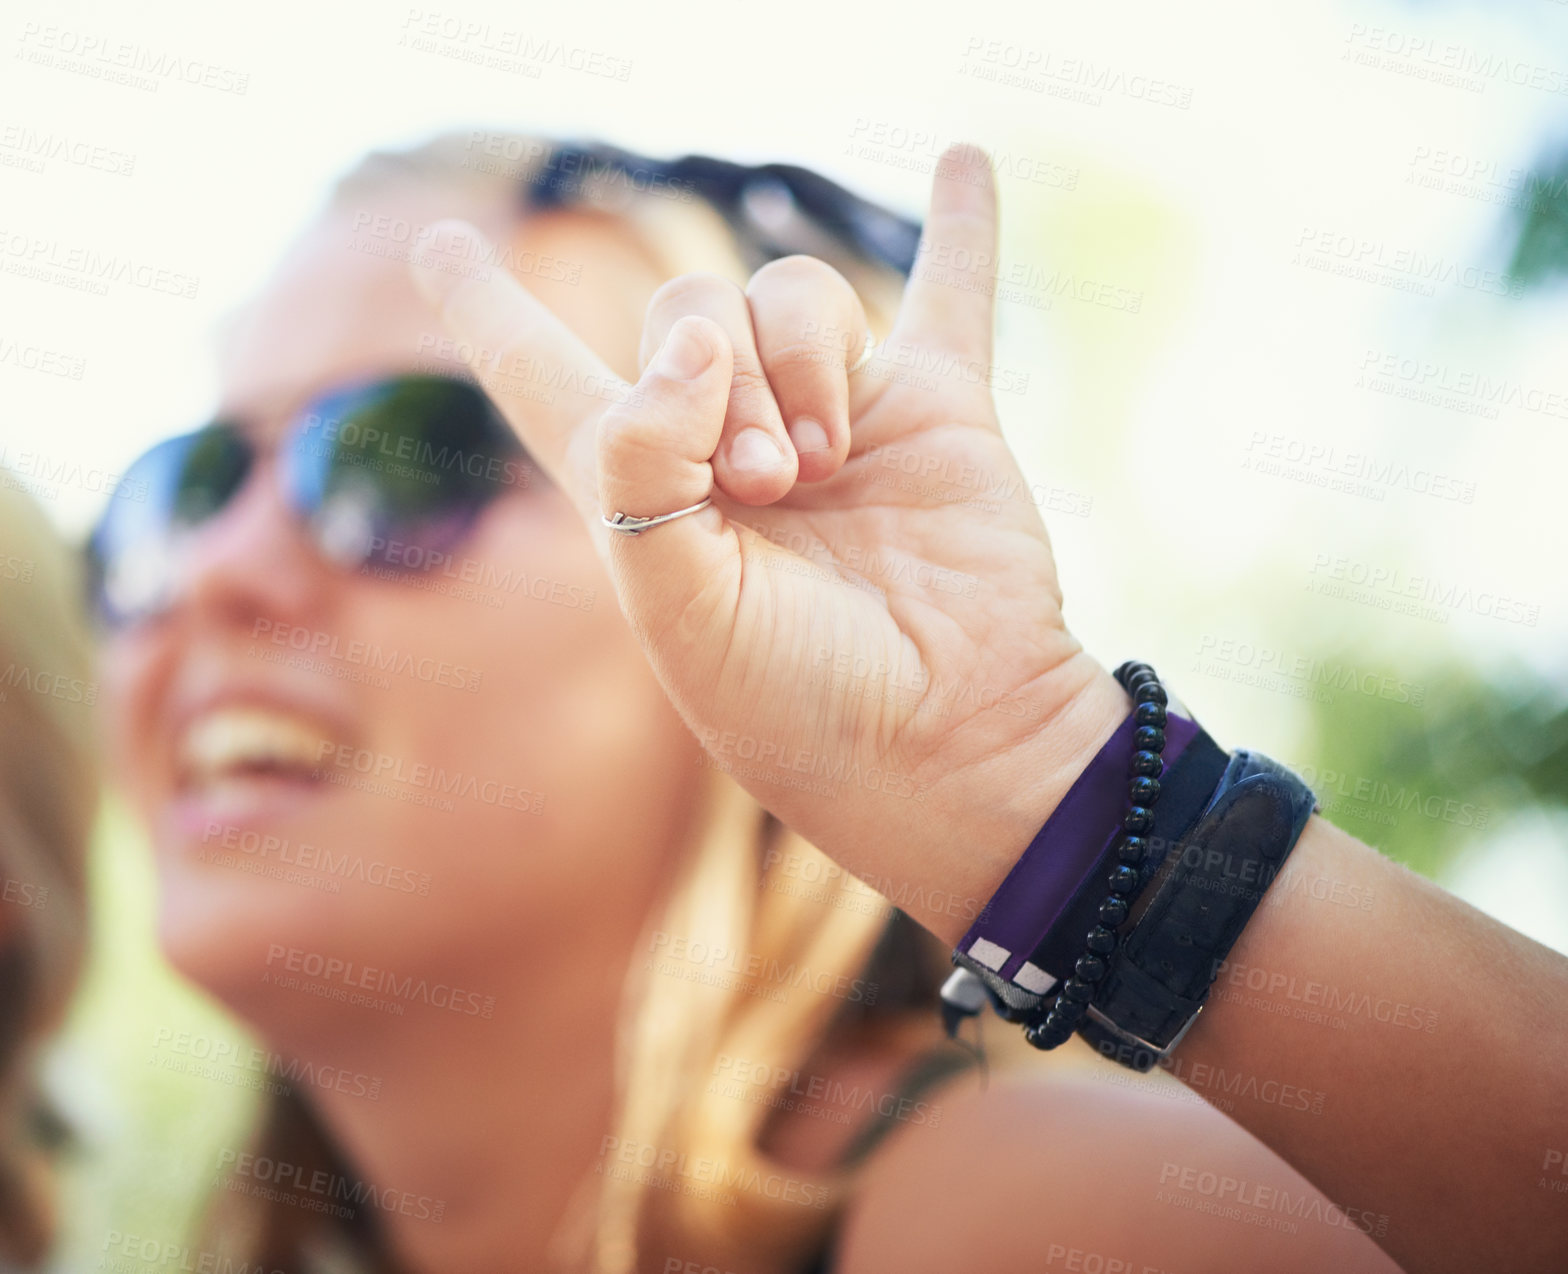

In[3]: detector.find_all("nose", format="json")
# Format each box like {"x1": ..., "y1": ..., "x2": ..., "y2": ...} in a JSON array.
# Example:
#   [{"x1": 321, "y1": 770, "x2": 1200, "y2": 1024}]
[{"x1": 173, "y1": 456, "x2": 333, "y2": 638}]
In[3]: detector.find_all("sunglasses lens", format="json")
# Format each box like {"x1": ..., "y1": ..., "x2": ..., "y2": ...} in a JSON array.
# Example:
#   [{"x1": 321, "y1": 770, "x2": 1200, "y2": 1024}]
[
  {"x1": 170, "y1": 426, "x2": 253, "y2": 524},
  {"x1": 89, "y1": 425, "x2": 253, "y2": 627},
  {"x1": 282, "y1": 376, "x2": 527, "y2": 572}
]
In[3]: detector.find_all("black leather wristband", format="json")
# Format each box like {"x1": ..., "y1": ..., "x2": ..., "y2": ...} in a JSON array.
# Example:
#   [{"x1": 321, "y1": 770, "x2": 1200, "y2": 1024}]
[{"x1": 1078, "y1": 750, "x2": 1317, "y2": 1072}]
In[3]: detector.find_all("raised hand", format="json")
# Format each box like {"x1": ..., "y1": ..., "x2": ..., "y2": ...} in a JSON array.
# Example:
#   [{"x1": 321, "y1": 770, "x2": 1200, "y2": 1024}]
[{"x1": 412, "y1": 145, "x2": 1125, "y2": 941}]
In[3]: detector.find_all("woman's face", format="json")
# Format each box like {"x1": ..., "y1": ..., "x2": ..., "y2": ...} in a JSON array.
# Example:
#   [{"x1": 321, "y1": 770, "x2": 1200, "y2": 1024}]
[{"x1": 101, "y1": 194, "x2": 701, "y2": 1011}]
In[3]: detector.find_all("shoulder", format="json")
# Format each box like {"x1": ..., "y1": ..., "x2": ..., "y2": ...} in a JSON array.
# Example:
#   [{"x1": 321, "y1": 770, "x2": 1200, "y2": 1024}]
[{"x1": 833, "y1": 1056, "x2": 1402, "y2": 1274}]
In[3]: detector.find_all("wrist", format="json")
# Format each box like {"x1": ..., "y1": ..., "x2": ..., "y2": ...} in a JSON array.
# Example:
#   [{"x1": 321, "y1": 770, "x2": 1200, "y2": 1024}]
[
  {"x1": 1004, "y1": 653, "x2": 1131, "y2": 844},
  {"x1": 885, "y1": 652, "x2": 1129, "y2": 947},
  {"x1": 960, "y1": 653, "x2": 1130, "y2": 934}
]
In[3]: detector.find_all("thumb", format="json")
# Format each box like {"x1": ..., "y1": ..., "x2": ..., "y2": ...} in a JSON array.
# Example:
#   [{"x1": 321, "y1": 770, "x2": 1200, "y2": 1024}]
[{"x1": 597, "y1": 315, "x2": 742, "y2": 641}]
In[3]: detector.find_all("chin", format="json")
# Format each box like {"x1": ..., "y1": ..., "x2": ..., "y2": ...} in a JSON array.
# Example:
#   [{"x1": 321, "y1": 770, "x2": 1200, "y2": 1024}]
[{"x1": 153, "y1": 862, "x2": 359, "y2": 1017}]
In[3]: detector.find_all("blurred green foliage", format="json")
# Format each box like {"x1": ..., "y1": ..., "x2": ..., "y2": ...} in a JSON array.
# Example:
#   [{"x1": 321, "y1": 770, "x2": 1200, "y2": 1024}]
[
  {"x1": 52, "y1": 802, "x2": 257, "y2": 1270},
  {"x1": 1508, "y1": 149, "x2": 1568, "y2": 288},
  {"x1": 1299, "y1": 659, "x2": 1568, "y2": 881}
]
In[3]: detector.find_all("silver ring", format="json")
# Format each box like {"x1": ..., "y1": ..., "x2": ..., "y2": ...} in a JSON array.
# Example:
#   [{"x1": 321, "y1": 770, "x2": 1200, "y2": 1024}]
[
  {"x1": 846, "y1": 332, "x2": 876, "y2": 376},
  {"x1": 601, "y1": 496, "x2": 713, "y2": 536}
]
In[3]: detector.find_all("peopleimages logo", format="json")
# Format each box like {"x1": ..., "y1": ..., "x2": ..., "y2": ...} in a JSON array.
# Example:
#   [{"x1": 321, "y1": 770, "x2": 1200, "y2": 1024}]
[
  {"x1": 1211, "y1": 959, "x2": 1439, "y2": 1033},
  {"x1": 101, "y1": 1233, "x2": 283, "y2": 1274},
  {"x1": 1194, "y1": 634, "x2": 1427, "y2": 706},
  {"x1": 914, "y1": 243, "x2": 1144, "y2": 315},
  {"x1": 1158, "y1": 1161, "x2": 1389, "y2": 1237},
  {"x1": 0, "y1": 227, "x2": 200, "y2": 298},
  {"x1": 0, "y1": 662, "x2": 97, "y2": 705},
  {"x1": 1343, "y1": 22, "x2": 1568, "y2": 98},
  {"x1": 0, "y1": 125, "x2": 136, "y2": 176},
  {"x1": 216, "y1": 1148, "x2": 445, "y2": 1221},
  {"x1": 1242, "y1": 431, "x2": 1476, "y2": 506},
  {"x1": 312, "y1": 741, "x2": 546, "y2": 814},
  {"x1": 844, "y1": 119, "x2": 1081, "y2": 187},
  {"x1": 710, "y1": 1053, "x2": 942, "y2": 1128},
  {"x1": 201, "y1": 822, "x2": 433, "y2": 896},
  {"x1": 598, "y1": 1136, "x2": 831, "y2": 1209},
  {"x1": 695, "y1": 727, "x2": 927, "y2": 803},
  {"x1": 0, "y1": 334, "x2": 88, "y2": 378},
  {"x1": 249, "y1": 618, "x2": 483, "y2": 694},
  {"x1": 1542, "y1": 1148, "x2": 1568, "y2": 1193},
  {"x1": 1286, "y1": 762, "x2": 1489, "y2": 830},
  {"x1": 1306, "y1": 553, "x2": 1540, "y2": 628},
  {"x1": 761, "y1": 845, "x2": 981, "y2": 923},
  {"x1": 13, "y1": 22, "x2": 251, "y2": 95},
  {"x1": 810, "y1": 646, "x2": 1032, "y2": 718},
  {"x1": 0, "y1": 444, "x2": 145, "y2": 500},
  {"x1": 358, "y1": 539, "x2": 597, "y2": 611},
  {"x1": 396, "y1": 11, "x2": 633, "y2": 82},
  {"x1": 1293, "y1": 226, "x2": 1524, "y2": 297},
  {"x1": 150, "y1": 1026, "x2": 383, "y2": 1101},
  {"x1": 956, "y1": 38, "x2": 1195, "y2": 110},
  {"x1": 852, "y1": 441, "x2": 1094, "y2": 519},
  {"x1": 0, "y1": 555, "x2": 35, "y2": 583},
  {"x1": 262, "y1": 945, "x2": 495, "y2": 1018},
  {"x1": 298, "y1": 398, "x2": 535, "y2": 491},
  {"x1": 647, "y1": 932, "x2": 879, "y2": 1006}
]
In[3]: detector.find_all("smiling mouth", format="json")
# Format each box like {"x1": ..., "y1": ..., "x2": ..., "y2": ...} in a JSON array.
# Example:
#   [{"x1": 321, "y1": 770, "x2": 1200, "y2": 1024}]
[{"x1": 177, "y1": 705, "x2": 338, "y2": 798}]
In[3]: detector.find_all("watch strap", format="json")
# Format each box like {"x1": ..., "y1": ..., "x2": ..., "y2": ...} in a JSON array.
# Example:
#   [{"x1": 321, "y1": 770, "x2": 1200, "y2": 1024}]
[{"x1": 1079, "y1": 750, "x2": 1317, "y2": 1071}]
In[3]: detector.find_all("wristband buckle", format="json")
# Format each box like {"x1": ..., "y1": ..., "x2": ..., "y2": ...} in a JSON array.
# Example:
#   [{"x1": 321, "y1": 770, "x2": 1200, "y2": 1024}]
[{"x1": 1082, "y1": 1002, "x2": 1204, "y2": 1070}]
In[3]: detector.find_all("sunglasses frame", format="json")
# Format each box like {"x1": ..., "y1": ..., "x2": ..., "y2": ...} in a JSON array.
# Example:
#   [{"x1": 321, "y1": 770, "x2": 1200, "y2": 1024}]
[
  {"x1": 89, "y1": 141, "x2": 922, "y2": 629},
  {"x1": 87, "y1": 373, "x2": 529, "y2": 629}
]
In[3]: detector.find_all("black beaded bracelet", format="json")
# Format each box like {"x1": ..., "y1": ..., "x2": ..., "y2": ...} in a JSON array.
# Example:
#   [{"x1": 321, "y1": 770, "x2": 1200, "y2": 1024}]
[
  {"x1": 943, "y1": 660, "x2": 1316, "y2": 1070},
  {"x1": 1023, "y1": 660, "x2": 1169, "y2": 1050}
]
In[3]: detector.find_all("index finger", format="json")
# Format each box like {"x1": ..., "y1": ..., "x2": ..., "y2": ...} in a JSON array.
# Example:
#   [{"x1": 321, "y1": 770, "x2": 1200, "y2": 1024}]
[
  {"x1": 888, "y1": 144, "x2": 999, "y2": 368},
  {"x1": 409, "y1": 218, "x2": 627, "y2": 518}
]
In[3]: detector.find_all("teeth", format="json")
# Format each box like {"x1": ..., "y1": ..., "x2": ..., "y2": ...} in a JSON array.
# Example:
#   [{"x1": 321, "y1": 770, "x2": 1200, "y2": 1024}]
[{"x1": 180, "y1": 706, "x2": 335, "y2": 785}]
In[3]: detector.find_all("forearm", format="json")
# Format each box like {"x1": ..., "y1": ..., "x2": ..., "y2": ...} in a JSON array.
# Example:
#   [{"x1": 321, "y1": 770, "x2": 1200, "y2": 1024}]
[
  {"x1": 1172, "y1": 815, "x2": 1568, "y2": 1272},
  {"x1": 917, "y1": 660, "x2": 1568, "y2": 1271}
]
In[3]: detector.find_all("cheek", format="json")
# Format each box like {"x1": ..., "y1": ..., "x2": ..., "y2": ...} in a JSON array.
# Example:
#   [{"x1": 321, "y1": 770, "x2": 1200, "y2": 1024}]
[
  {"x1": 99, "y1": 631, "x2": 171, "y2": 813},
  {"x1": 368, "y1": 490, "x2": 616, "y2": 736},
  {"x1": 337, "y1": 496, "x2": 638, "y2": 836}
]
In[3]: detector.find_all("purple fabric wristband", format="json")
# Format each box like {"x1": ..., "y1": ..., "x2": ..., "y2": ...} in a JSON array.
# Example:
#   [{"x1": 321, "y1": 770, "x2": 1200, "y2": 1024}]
[{"x1": 956, "y1": 702, "x2": 1200, "y2": 996}]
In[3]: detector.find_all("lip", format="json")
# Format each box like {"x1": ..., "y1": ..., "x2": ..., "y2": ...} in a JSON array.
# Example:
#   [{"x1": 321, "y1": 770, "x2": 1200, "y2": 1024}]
[{"x1": 158, "y1": 674, "x2": 362, "y2": 845}]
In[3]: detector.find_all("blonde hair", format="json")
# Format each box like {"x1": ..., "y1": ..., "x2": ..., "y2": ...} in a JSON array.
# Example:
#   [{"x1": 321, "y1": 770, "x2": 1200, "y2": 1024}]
[
  {"x1": 224, "y1": 132, "x2": 963, "y2": 1274},
  {"x1": 576, "y1": 774, "x2": 893, "y2": 1274},
  {"x1": 334, "y1": 133, "x2": 935, "y2": 1272},
  {"x1": 0, "y1": 475, "x2": 97, "y2": 1264}
]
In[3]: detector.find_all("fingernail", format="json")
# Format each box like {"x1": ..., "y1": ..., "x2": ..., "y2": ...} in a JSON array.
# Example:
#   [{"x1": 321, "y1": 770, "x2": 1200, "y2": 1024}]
[
  {"x1": 729, "y1": 427, "x2": 786, "y2": 474},
  {"x1": 788, "y1": 417, "x2": 831, "y2": 455},
  {"x1": 654, "y1": 321, "x2": 714, "y2": 380}
]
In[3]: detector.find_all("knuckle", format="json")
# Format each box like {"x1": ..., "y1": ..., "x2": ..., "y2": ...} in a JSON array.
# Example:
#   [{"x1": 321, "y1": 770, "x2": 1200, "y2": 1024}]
[
  {"x1": 596, "y1": 427, "x2": 662, "y2": 490},
  {"x1": 726, "y1": 362, "x2": 774, "y2": 401},
  {"x1": 647, "y1": 271, "x2": 740, "y2": 317},
  {"x1": 597, "y1": 401, "x2": 668, "y2": 460},
  {"x1": 763, "y1": 339, "x2": 841, "y2": 380},
  {"x1": 595, "y1": 400, "x2": 642, "y2": 447},
  {"x1": 749, "y1": 254, "x2": 844, "y2": 295},
  {"x1": 599, "y1": 360, "x2": 708, "y2": 451}
]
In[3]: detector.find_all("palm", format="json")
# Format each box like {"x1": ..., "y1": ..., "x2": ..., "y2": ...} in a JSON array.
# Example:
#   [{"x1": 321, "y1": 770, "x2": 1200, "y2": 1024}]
[
  {"x1": 419, "y1": 146, "x2": 1104, "y2": 905},
  {"x1": 672, "y1": 377, "x2": 1082, "y2": 879}
]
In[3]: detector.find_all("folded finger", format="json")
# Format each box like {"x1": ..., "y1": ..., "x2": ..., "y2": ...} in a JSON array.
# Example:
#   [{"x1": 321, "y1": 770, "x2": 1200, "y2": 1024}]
[
  {"x1": 599, "y1": 315, "x2": 739, "y2": 619},
  {"x1": 641, "y1": 272, "x2": 797, "y2": 506},
  {"x1": 746, "y1": 255, "x2": 866, "y2": 483}
]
